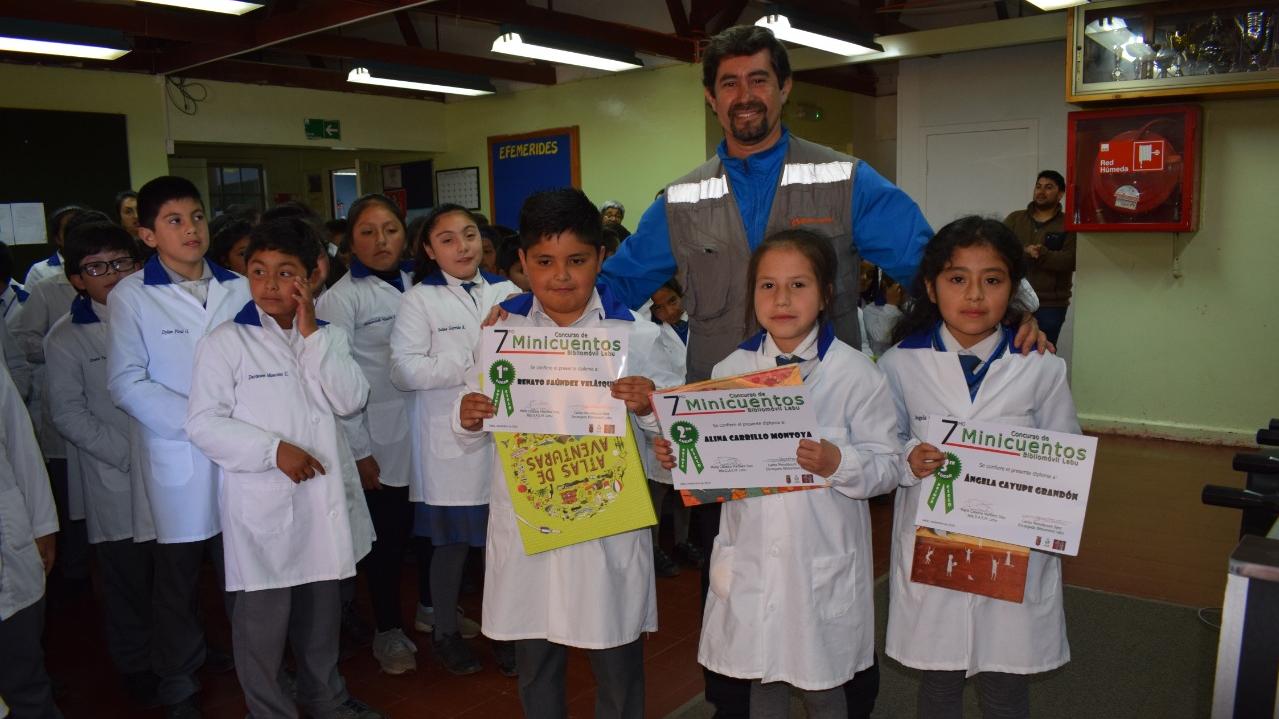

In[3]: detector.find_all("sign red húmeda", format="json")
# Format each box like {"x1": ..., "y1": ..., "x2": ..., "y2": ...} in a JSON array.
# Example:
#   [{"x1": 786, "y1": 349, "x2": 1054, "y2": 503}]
[{"x1": 1096, "y1": 138, "x2": 1166, "y2": 175}]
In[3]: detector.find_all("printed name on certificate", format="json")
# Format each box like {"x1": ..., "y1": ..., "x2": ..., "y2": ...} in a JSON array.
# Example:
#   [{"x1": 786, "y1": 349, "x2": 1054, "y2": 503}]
[
  {"x1": 480, "y1": 326, "x2": 629, "y2": 437},
  {"x1": 914, "y1": 416, "x2": 1096, "y2": 556}
]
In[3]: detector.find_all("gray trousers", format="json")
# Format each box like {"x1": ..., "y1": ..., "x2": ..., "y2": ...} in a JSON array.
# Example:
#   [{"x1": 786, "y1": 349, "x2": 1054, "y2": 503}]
[
  {"x1": 515, "y1": 637, "x2": 644, "y2": 719},
  {"x1": 95, "y1": 538, "x2": 155, "y2": 676},
  {"x1": 750, "y1": 680, "x2": 847, "y2": 719},
  {"x1": 0, "y1": 598, "x2": 61, "y2": 719},
  {"x1": 917, "y1": 670, "x2": 1030, "y2": 719},
  {"x1": 233, "y1": 580, "x2": 347, "y2": 719},
  {"x1": 152, "y1": 535, "x2": 227, "y2": 705}
]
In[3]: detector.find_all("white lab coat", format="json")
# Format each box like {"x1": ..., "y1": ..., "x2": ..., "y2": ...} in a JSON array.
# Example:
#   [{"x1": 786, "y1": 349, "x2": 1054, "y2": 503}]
[
  {"x1": 878, "y1": 325, "x2": 1076, "y2": 676},
  {"x1": 315, "y1": 263, "x2": 415, "y2": 489},
  {"x1": 697, "y1": 325, "x2": 902, "y2": 690},
  {"x1": 1, "y1": 281, "x2": 27, "y2": 325},
  {"x1": 641, "y1": 315, "x2": 688, "y2": 485},
  {"x1": 10, "y1": 273, "x2": 77, "y2": 460},
  {"x1": 44, "y1": 298, "x2": 136, "y2": 544},
  {"x1": 0, "y1": 319, "x2": 31, "y2": 401},
  {"x1": 0, "y1": 365, "x2": 58, "y2": 620},
  {"x1": 22, "y1": 252, "x2": 62, "y2": 288},
  {"x1": 389, "y1": 270, "x2": 517, "y2": 505},
  {"x1": 185, "y1": 302, "x2": 373, "y2": 592},
  {"x1": 861, "y1": 302, "x2": 902, "y2": 358},
  {"x1": 107, "y1": 256, "x2": 252, "y2": 543},
  {"x1": 453, "y1": 287, "x2": 682, "y2": 649}
]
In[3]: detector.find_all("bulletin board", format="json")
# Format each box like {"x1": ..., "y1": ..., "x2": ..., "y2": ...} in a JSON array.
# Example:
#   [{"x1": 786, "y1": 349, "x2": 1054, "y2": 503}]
[
  {"x1": 487, "y1": 126, "x2": 580, "y2": 228},
  {"x1": 435, "y1": 167, "x2": 481, "y2": 210}
]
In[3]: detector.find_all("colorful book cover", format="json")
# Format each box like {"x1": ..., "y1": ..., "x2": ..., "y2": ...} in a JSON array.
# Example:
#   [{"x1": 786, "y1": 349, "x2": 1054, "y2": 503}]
[
  {"x1": 495, "y1": 424, "x2": 656, "y2": 555},
  {"x1": 909, "y1": 527, "x2": 1030, "y2": 603},
  {"x1": 653, "y1": 365, "x2": 825, "y2": 507}
]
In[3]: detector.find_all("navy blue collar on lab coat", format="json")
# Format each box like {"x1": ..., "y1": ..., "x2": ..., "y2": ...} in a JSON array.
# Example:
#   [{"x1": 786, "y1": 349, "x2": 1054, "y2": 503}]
[
  {"x1": 499, "y1": 282, "x2": 634, "y2": 322},
  {"x1": 142, "y1": 254, "x2": 238, "y2": 286},
  {"x1": 736, "y1": 321, "x2": 835, "y2": 361}
]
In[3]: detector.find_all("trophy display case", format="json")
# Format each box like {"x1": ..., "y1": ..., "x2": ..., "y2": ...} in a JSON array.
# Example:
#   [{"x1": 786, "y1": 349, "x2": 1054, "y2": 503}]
[{"x1": 1068, "y1": 0, "x2": 1279, "y2": 102}]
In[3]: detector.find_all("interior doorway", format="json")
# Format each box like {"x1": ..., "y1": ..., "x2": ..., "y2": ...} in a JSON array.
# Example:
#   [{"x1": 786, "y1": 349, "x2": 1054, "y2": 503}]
[{"x1": 331, "y1": 168, "x2": 358, "y2": 220}]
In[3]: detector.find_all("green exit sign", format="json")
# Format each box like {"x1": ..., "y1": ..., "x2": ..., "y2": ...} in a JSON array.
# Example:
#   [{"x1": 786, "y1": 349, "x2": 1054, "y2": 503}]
[{"x1": 305, "y1": 118, "x2": 341, "y2": 140}]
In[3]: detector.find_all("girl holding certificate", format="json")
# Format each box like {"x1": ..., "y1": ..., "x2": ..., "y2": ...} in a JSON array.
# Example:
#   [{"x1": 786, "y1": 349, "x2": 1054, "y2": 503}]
[
  {"x1": 388, "y1": 205, "x2": 517, "y2": 676},
  {"x1": 655, "y1": 230, "x2": 902, "y2": 718},
  {"x1": 879, "y1": 216, "x2": 1080, "y2": 719}
]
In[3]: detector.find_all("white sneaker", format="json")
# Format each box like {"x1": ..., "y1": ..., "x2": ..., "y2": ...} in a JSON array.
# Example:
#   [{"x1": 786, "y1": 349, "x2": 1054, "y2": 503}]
[
  {"x1": 414, "y1": 604, "x2": 481, "y2": 639},
  {"x1": 371, "y1": 628, "x2": 417, "y2": 675}
]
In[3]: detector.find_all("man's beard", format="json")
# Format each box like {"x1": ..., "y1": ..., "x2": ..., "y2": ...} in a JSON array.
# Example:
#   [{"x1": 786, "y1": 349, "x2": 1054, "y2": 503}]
[{"x1": 728, "y1": 101, "x2": 770, "y2": 144}]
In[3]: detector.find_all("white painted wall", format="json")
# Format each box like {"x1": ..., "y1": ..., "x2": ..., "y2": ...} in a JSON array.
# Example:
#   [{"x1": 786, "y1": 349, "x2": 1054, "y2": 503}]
[{"x1": 895, "y1": 41, "x2": 1077, "y2": 364}]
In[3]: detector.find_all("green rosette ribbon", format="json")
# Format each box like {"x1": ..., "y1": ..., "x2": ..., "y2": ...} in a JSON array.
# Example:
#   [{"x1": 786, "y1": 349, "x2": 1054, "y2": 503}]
[
  {"x1": 927, "y1": 451, "x2": 961, "y2": 514},
  {"x1": 669, "y1": 420, "x2": 705, "y2": 474},
  {"x1": 489, "y1": 359, "x2": 516, "y2": 416}
]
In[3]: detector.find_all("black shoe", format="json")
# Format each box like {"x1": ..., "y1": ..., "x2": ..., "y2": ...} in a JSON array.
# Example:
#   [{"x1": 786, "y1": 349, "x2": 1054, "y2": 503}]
[
  {"x1": 494, "y1": 641, "x2": 518, "y2": 678},
  {"x1": 202, "y1": 646, "x2": 235, "y2": 674},
  {"x1": 164, "y1": 695, "x2": 202, "y2": 719},
  {"x1": 673, "y1": 541, "x2": 707, "y2": 570},
  {"x1": 654, "y1": 546, "x2": 681, "y2": 578},
  {"x1": 432, "y1": 633, "x2": 482, "y2": 675},
  {"x1": 122, "y1": 671, "x2": 162, "y2": 708},
  {"x1": 329, "y1": 696, "x2": 387, "y2": 719},
  {"x1": 341, "y1": 602, "x2": 374, "y2": 648}
]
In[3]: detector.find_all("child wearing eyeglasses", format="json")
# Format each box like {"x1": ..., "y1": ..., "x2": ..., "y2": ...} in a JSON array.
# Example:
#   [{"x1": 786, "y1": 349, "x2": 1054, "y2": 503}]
[{"x1": 42, "y1": 220, "x2": 162, "y2": 706}]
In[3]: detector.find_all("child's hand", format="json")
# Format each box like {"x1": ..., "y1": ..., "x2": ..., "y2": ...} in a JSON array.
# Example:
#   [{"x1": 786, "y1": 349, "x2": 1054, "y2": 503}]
[
  {"x1": 612, "y1": 376, "x2": 656, "y2": 416},
  {"x1": 653, "y1": 437, "x2": 677, "y2": 470},
  {"x1": 35, "y1": 533, "x2": 56, "y2": 575},
  {"x1": 797, "y1": 439, "x2": 841, "y2": 478},
  {"x1": 481, "y1": 301, "x2": 516, "y2": 328},
  {"x1": 907, "y1": 442, "x2": 946, "y2": 478},
  {"x1": 460, "y1": 392, "x2": 496, "y2": 431},
  {"x1": 355, "y1": 455, "x2": 382, "y2": 491},
  {"x1": 277, "y1": 441, "x2": 326, "y2": 483},
  {"x1": 293, "y1": 278, "x2": 318, "y2": 337}
]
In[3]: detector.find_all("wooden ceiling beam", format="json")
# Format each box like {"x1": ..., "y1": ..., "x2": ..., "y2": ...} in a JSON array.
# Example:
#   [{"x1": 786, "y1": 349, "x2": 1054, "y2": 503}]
[
  {"x1": 154, "y1": 0, "x2": 438, "y2": 75},
  {"x1": 0, "y1": 0, "x2": 244, "y2": 44},
  {"x1": 418, "y1": 0, "x2": 698, "y2": 62},
  {"x1": 280, "y1": 33, "x2": 556, "y2": 84}
]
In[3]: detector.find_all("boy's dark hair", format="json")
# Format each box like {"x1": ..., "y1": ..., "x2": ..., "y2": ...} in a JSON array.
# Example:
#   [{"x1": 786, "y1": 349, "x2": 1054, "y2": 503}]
[
  {"x1": 244, "y1": 216, "x2": 322, "y2": 275},
  {"x1": 0, "y1": 241, "x2": 14, "y2": 285},
  {"x1": 496, "y1": 241, "x2": 522, "y2": 274},
  {"x1": 702, "y1": 25, "x2": 791, "y2": 94},
  {"x1": 601, "y1": 226, "x2": 621, "y2": 256},
  {"x1": 518, "y1": 188, "x2": 603, "y2": 251},
  {"x1": 1037, "y1": 170, "x2": 1065, "y2": 192},
  {"x1": 62, "y1": 209, "x2": 113, "y2": 240},
  {"x1": 114, "y1": 190, "x2": 137, "y2": 220},
  {"x1": 137, "y1": 176, "x2": 203, "y2": 230},
  {"x1": 745, "y1": 229, "x2": 836, "y2": 333},
  {"x1": 221, "y1": 203, "x2": 261, "y2": 225},
  {"x1": 658, "y1": 278, "x2": 683, "y2": 297},
  {"x1": 48, "y1": 205, "x2": 85, "y2": 244},
  {"x1": 603, "y1": 221, "x2": 630, "y2": 242},
  {"x1": 411, "y1": 203, "x2": 477, "y2": 284},
  {"x1": 891, "y1": 215, "x2": 1028, "y2": 345},
  {"x1": 63, "y1": 221, "x2": 140, "y2": 277},
  {"x1": 324, "y1": 218, "x2": 348, "y2": 238},
  {"x1": 208, "y1": 218, "x2": 253, "y2": 268},
  {"x1": 261, "y1": 200, "x2": 320, "y2": 224}
]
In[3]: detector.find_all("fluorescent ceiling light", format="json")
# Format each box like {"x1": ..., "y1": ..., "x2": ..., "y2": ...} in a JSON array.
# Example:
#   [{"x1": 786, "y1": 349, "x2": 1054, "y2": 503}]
[
  {"x1": 135, "y1": 0, "x2": 264, "y2": 15},
  {"x1": 491, "y1": 27, "x2": 642, "y2": 72},
  {"x1": 1026, "y1": 0, "x2": 1089, "y2": 10},
  {"x1": 0, "y1": 19, "x2": 130, "y2": 60},
  {"x1": 755, "y1": 6, "x2": 882, "y2": 57},
  {"x1": 347, "y1": 65, "x2": 494, "y2": 97}
]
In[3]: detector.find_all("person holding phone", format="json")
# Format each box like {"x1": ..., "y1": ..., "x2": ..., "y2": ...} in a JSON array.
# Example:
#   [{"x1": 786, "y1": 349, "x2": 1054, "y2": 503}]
[{"x1": 1003, "y1": 170, "x2": 1076, "y2": 345}]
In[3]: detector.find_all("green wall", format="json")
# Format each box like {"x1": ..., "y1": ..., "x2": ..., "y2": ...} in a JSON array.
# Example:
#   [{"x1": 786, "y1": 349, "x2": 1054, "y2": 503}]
[
  {"x1": 435, "y1": 62, "x2": 708, "y2": 226},
  {"x1": 1072, "y1": 97, "x2": 1279, "y2": 444}
]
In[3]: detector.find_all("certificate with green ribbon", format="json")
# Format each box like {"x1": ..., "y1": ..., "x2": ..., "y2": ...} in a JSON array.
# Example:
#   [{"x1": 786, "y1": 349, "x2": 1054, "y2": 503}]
[
  {"x1": 913, "y1": 416, "x2": 1097, "y2": 557},
  {"x1": 653, "y1": 375, "x2": 822, "y2": 491},
  {"x1": 479, "y1": 326, "x2": 629, "y2": 437}
]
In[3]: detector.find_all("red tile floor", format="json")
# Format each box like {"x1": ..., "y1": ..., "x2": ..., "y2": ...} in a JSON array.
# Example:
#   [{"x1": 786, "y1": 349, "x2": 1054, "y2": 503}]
[{"x1": 43, "y1": 496, "x2": 896, "y2": 719}]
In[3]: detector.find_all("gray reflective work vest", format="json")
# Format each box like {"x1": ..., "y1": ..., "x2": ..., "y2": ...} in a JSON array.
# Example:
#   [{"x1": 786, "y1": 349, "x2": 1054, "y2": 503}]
[{"x1": 665, "y1": 136, "x2": 862, "y2": 382}]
